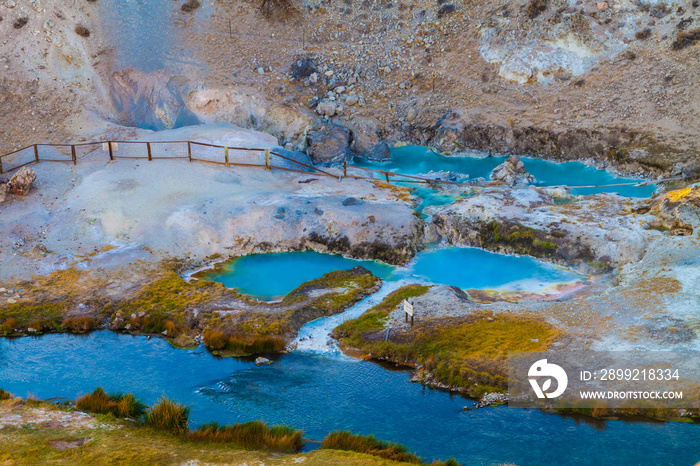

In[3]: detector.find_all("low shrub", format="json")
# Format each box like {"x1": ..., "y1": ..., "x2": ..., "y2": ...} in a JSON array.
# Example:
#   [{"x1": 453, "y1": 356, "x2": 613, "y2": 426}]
[
  {"x1": 0, "y1": 388, "x2": 13, "y2": 401},
  {"x1": 144, "y1": 397, "x2": 190, "y2": 435},
  {"x1": 671, "y1": 28, "x2": 700, "y2": 50},
  {"x1": 76, "y1": 387, "x2": 146, "y2": 418},
  {"x1": 203, "y1": 328, "x2": 228, "y2": 350},
  {"x1": 321, "y1": 431, "x2": 421, "y2": 463},
  {"x1": 1, "y1": 317, "x2": 16, "y2": 335},
  {"x1": 74, "y1": 25, "x2": 90, "y2": 37},
  {"x1": 188, "y1": 420, "x2": 303, "y2": 452},
  {"x1": 13, "y1": 17, "x2": 28, "y2": 29},
  {"x1": 635, "y1": 28, "x2": 652, "y2": 40},
  {"x1": 181, "y1": 0, "x2": 201, "y2": 12},
  {"x1": 526, "y1": 0, "x2": 547, "y2": 18},
  {"x1": 62, "y1": 316, "x2": 96, "y2": 333},
  {"x1": 260, "y1": 0, "x2": 299, "y2": 22}
]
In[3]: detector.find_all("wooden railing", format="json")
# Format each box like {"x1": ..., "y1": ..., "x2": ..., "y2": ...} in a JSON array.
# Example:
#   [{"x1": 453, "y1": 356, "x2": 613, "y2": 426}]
[{"x1": 0, "y1": 140, "x2": 684, "y2": 190}]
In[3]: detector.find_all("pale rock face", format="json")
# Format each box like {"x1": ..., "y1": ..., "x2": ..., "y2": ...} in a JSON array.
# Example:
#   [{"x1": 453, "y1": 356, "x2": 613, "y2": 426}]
[
  {"x1": 489, "y1": 155, "x2": 535, "y2": 186},
  {"x1": 186, "y1": 88, "x2": 314, "y2": 151},
  {"x1": 425, "y1": 188, "x2": 669, "y2": 267},
  {"x1": 477, "y1": 0, "x2": 654, "y2": 84}
]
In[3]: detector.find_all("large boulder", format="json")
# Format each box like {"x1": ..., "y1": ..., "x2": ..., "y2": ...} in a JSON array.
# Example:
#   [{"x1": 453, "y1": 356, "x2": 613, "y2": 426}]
[
  {"x1": 349, "y1": 118, "x2": 391, "y2": 162},
  {"x1": 489, "y1": 155, "x2": 535, "y2": 186},
  {"x1": 430, "y1": 111, "x2": 466, "y2": 155},
  {"x1": 306, "y1": 124, "x2": 351, "y2": 166},
  {"x1": 7, "y1": 167, "x2": 37, "y2": 195}
]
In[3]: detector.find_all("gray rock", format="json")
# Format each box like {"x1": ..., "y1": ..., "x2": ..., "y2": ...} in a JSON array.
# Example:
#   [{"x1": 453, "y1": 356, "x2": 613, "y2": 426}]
[
  {"x1": 306, "y1": 124, "x2": 351, "y2": 166},
  {"x1": 342, "y1": 197, "x2": 362, "y2": 206},
  {"x1": 349, "y1": 118, "x2": 391, "y2": 162},
  {"x1": 316, "y1": 100, "x2": 337, "y2": 117},
  {"x1": 255, "y1": 357, "x2": 271, "y2": 365},
  {"x1": 0, "y1": 183, "x2": 7, "y2": 204},
  {"x1": 345, "y1": 95, "x2": 359, "y2": 106},
  {"x1": 489, "y1": 155, "x2": 535, "y2": 186}
]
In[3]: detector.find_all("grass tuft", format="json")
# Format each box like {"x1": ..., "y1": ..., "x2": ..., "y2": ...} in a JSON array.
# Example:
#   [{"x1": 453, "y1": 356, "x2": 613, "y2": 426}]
[
  {"x1": 144, "y1": 397, "x2": 190, "y2": 435},
  {"x1": 76, "y1": 387, "x2": 146, "y2": 418},
  {"x1": 321, "y1": 431, "x2": 421, "y2": 463},
  {"x1": 0, "y1": 388, "x2": 13, "y2": 401},
  {"x1": 188, "y1": 420, "x2": 303, "y2": 452}
]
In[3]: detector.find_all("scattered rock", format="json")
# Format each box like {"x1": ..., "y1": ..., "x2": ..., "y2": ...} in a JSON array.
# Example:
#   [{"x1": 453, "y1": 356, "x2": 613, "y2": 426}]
[
  {"x1": 345, "y1": 95, "x2": 359, "y2": 106},
  {"x1": 49, "y1": 438, "x2": 91, "y2": 451},
  {"x1": 7, "y1": 167, "x2": 36, "y2": 195},
  {"x1": 342, "y1": 197, "x2": 362, "y2": 206},
  {"x1": 306, "y1": 123, "x2": 351, "y2": 166},
  {"x1": 489, "y1": 155, "x2": 535, "y2": 186},
  {"x1": 0, "y1": 184, "x2": 7, "y2": 203},
  {"x1": 315, "y1": 100, "x2": 337, "y2": 117},
  {"x1": 255, "y1": 357, "x2": 271, "y2": 365}
]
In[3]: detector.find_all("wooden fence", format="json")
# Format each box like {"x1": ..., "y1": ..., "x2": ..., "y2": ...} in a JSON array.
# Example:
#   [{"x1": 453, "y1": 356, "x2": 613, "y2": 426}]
[{"x1": 0, "y1": 140, "x2": 683, "y2": 190}]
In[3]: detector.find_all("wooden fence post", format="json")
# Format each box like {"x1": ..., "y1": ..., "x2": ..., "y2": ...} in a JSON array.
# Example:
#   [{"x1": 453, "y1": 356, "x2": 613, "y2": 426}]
[
  {"x1": 343, "y1": 160, "x2": 347, "y2": 177},
  {"x1": 187, "y1": 142, "x2": 192, "y2": 162},
  {"x1": 34, "y1": 144, "x2": 39, "y2": 163},
  {"x1": 265, "y1": 148, "x2": 270, "y2": 171},
  {"x1": 224, "y1": 147, "x2": 230, "y2": 167},
  {"x1": 108, "y1": 142, "x2": 114, "y2": 160},
  {"x1": 0, "y1": 157, "x2": 3, "y2": 174},
  {"x1": 385, "y1": 171, "x2": 390, "y2": 183},
  {"x1": 71, "y1": 145, "x2": 77, "y2": 165},
  {"x1": 147, "y1": 142, "x2": 152, "y2": 161}
]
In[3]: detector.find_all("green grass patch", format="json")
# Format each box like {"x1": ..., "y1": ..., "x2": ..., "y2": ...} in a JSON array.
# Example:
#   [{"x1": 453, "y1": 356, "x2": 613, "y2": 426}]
[
  {"x1": 333, "y1": 284, "x2": 431, "y2": 347},
  {"x1": 335, "y1": 286, "x2": 560, "y2": 396},
  {"x1": 188, "y1": 420, "x2": 303, "y2": 452},
  {"x1": 321, "y1": 431, "x2": 421, "y2": 463}
]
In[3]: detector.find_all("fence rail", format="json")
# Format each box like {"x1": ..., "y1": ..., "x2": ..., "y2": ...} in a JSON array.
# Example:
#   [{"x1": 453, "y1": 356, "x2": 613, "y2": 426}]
[{"x1": 0, "y1": 140, "x2": 684, "y2": 191}]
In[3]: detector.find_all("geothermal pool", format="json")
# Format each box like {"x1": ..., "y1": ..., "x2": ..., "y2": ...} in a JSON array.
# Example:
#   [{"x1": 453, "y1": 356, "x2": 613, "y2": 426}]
[
  {"x1": 354, "y1": 146, "x2": 657, "y2": 198},
  {"x1": 0, "y1": 332, "x2": 697, "y2": 466},
  {"x1": 197, "y1": 248, "x2": 582, "y2": 301}
]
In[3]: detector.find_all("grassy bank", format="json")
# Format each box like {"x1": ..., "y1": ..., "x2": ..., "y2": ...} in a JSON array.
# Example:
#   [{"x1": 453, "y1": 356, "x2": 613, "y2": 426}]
[
  {"x1": 0, "y1": 261, "x2": 381, "y2": 356},
  {"x1": 0, "y1": 388, "x2": 462, "y2": 465},
  {"x1": 333, "y1": 285, "x2": 560, "y2": 397}
]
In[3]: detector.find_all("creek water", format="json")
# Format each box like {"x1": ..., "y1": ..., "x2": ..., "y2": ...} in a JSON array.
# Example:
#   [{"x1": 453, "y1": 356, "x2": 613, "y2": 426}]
[
  {"x1": 199, "y1": 247, "x2": 582, "y2": 301},
  {"x1": 354, "y1": 146, "x2": 657, "y2": 198},
  {"x1": 1, "y1": 332, "x2": 697, "y2": 465}
]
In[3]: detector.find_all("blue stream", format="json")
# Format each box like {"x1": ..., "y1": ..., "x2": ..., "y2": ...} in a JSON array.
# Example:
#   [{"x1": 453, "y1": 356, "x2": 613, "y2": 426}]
[
  {"x1": 200, "y1": 248, "x2": 581, "y2": 300},
  {"x1": 354, "y1": 146, "x2": 657, "y2": 198},
  {"x1": 0, "y1": 332, "x2": 696, "y2": 466}
]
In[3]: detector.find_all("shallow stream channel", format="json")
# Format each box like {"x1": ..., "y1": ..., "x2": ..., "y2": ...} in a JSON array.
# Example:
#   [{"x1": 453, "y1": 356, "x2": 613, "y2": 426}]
[{"x1": 2, "y1": 149, "x2": 687, "y2": 464}]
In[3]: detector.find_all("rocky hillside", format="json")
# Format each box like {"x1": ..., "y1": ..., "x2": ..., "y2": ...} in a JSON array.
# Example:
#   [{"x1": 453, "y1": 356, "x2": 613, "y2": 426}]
[{"x1": 0, "y1": 0, "x2": 698, "y2": 177}]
